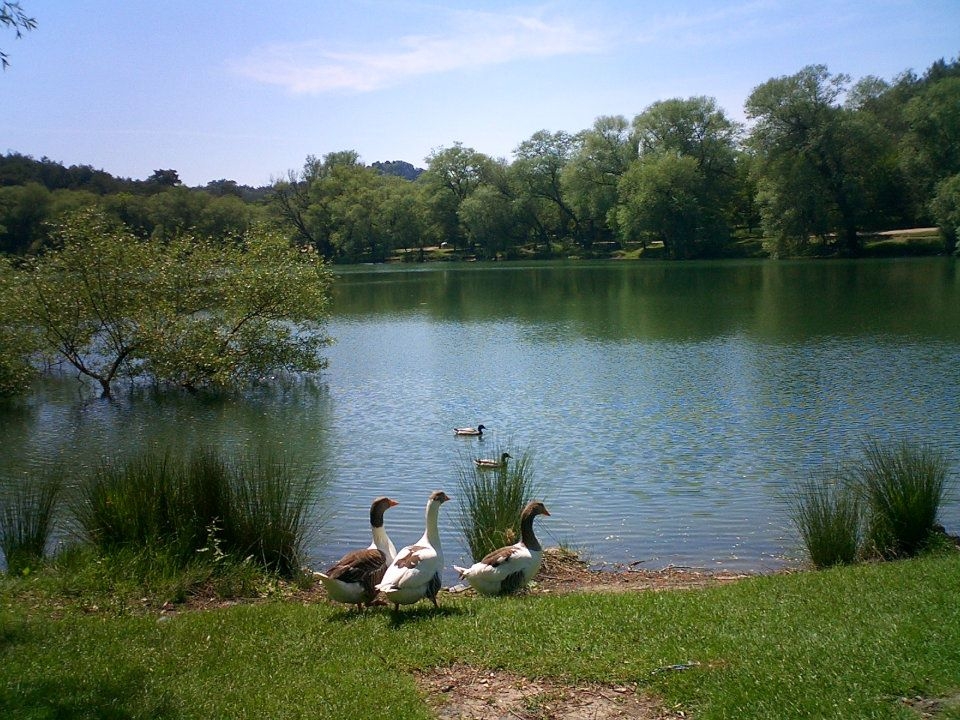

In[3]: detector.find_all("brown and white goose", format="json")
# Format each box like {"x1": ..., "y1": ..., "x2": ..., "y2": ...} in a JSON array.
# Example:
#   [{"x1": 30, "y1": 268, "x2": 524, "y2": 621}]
[
  {"x1": 315, "y1": 496, "x2": 398, "y2": 610},
  {"x1": 376, "y1": 490, "x2": 450, "y2": 611},
  {"x1": 453, "y1": 501, "x2": 550, "y2": 596}
]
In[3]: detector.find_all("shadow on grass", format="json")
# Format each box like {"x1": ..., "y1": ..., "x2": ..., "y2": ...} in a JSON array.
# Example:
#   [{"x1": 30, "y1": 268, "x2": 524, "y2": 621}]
[
  {"x1": 0, "y1": 670, "x2": 176, "y2": 719},
  {"x1": 386, "y1": 604, "x2": 462, "y2": 629}
]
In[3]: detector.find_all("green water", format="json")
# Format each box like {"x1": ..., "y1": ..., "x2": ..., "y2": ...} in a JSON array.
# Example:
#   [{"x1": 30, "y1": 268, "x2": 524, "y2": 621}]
[{"x1": 2, "y1": 258, "x2": 959, "y2": 576}]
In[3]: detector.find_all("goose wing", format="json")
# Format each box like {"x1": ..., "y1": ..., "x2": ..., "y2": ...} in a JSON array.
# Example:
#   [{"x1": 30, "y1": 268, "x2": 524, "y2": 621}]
[{"x1": 327, "y1": 548, "x2": 388, "y2": 585}]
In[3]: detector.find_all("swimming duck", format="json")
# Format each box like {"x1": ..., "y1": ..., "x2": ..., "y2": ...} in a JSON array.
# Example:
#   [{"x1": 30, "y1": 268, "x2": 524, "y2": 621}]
[
  {"x1": 474, "y1": 452, "x2": 512, "y2": 469},
  {"x1": 453, "y1": 424, "x2": 486, "y2": 437},
  {"x1": 376, "y1": 490, "x2": 450, "y2": 611},
  {"x1": 453, "y1": 500, "x2": 551, "y2": 596},
  {"x1": 315, "y1": 496, "x2": 398, "y2": 610}
]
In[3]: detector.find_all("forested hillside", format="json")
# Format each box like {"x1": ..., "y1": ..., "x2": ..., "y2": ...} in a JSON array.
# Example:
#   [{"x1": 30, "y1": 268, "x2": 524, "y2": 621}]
[{"x1": 2, "y1": 57, "x2": 958, "y2": 262}]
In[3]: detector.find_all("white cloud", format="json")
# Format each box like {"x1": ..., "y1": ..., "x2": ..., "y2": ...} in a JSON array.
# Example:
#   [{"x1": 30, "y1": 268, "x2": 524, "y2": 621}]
[{"x1": 233, "y1": 8, "x2": 605, "y2": 94}]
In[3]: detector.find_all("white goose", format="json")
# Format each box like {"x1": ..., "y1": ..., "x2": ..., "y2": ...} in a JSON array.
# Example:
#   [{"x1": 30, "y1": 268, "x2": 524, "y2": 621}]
[
  {"x1": 453, "y1": 424, "x2": 485, "y2": 437},
  {"x1": 315, "y1": 496, "x2": 398, "y2": 610},
  {"x1": 454, "y1": 501, "x2": 551, "y2": 596},
  {"x1": 376, "y1": 490, "x2": 450, "y2": 611},
  {"x1": 474, "y1": 452, "x2": 511, "y2": 469}
]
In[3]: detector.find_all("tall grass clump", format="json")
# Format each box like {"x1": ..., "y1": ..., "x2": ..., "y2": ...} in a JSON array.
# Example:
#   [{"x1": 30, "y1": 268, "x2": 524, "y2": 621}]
[
  {"x1": 457, "y1": 445, "x2": 540, "y2": 561},
  {"x1": 856, "y1": 439, "x2": 953, "y2": 558},
  {"x1": 788, "y1": 469, "x2": 861, "y2": 568},
  {"x1": 72, "y1": 451, "x2": 181, "y2": 554},
  {"x1": 0, "y1": 471, "x2": 62, "y2": 574},
  {"x1": 72, "y1": 446, "x2": 323, "y2": 578},
  {"x1": 223, "y1": 451, "x2": 318, "y2": 578}
]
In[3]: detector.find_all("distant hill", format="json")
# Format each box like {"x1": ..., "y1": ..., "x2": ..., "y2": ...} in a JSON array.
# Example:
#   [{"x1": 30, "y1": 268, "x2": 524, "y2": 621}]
[{"x1": 370, "y1": 160, "x2": 424, "y2": 181}]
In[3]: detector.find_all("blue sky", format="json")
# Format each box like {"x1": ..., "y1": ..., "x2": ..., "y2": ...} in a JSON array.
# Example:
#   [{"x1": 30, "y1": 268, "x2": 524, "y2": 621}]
[{"x1": 2, "y1": 1, "x2": 958, "y2": 187}]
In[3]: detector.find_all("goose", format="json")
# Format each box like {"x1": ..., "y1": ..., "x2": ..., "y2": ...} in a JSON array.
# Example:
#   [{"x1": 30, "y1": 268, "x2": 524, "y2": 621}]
[
  {"x1": 474, "y1": 452, "x2": 511, "y2": 469},
  {"x1": 315, "y1": 496, "x2": 399, "y2": 610},
  {"x1": 376, "y1": 490, "x2": 450, "y2": 611},
  {"x1": 453, "y1": 424, "x2": 486, "y2": 437},
  {"x1": 453, "y1": 500, "x2": 551, "y2": 596}
]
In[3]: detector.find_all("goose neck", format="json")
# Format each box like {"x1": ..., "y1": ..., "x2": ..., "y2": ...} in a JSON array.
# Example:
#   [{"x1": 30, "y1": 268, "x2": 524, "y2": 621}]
[{"x1": 520, "y1": 512, "x2": 541, "y2": 551}]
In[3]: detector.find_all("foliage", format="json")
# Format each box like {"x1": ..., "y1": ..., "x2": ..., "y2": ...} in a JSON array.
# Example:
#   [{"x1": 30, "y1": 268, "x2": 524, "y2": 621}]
[
  {"x1": 930, "y1": 172, "x2": 960, "y2": 254},
  {"x1": 456, "y1": 445, "x2": 540, "y2": 561},
  {"x1": 0, "y1": 0, "x2": 35, "y2": 69},
  {"x1": 5, "y1": 208, "x2": 332, "y2": 397},
  {"x1": 3, "y1": 56, "x2": 960, "y2": 262},
  {"x1": 0, "y1": 469, "x2": 61, "y2": 575},
  {"x1": 746, "y1": 65, "x2": 892, "y2": 256},
  {"x1": 0, "y1": 256, "x2": 37, "y2": 395},
  {"x1": 788, "y1": 469, "x2": 861, "y2": 568},
  {"x1": 71, "y1": 446, "x2": 323, "y2": 578},
  {"x1": 855, "y1": 439, "x2": 953, "y2": 559}
]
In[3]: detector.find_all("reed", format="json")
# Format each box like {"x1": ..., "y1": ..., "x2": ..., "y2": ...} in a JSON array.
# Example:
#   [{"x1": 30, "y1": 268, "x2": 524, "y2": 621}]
[
  {"x1": 788, "y1": 469, "x2": 861, "y2": 568},
  {"x1": 0, "y1": 470, "x2": 62, "y2": 574},
  {"x1": 222, "y1": 451, "x2": 318, "y2": 578},
  {"x1": 456, "y1": 445, "x2": 540, "y2": 561},
  {"x1": 71, "y1": 447, "x2": 322, "y2": 577},
  {"x1": 856, "y1": 439, "x2": 952, "y2": 558}
]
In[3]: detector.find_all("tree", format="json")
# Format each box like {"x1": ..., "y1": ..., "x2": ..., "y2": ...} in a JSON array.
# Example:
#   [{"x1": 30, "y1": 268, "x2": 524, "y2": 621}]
[
  {"x1": 0, "y1": 256, "x2": 37, "y2": 395},
  {"x1": 8, "y1": 209, "x2": 333, "y2": 397},
  {"x1": 746, "y1": 65, "x2": 887, "y2": 256},
  {"x1": 512, "y1": 130, "x2": 583, "y2": 246},
  {"x1": 1, "y1": 1, "x2": 35, "y2": 69},
  {"x1": 562, "y1": 115, "x2": 634, "y2": 245},
  {"x1": 421, "y1": 143, "x2": 495, "y2": 250},
  {"x1": 930, "y1": 173, "x2": 960, "y2": 255},
  {"x1": 616, "y1": 97, "x2": 740, "y2": 257}
]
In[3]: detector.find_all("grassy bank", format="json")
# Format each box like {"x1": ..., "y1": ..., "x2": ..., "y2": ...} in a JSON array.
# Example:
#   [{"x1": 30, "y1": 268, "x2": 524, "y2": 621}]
[{"x1": 2, "y1": 552, "x2": 958, "y2": 719}]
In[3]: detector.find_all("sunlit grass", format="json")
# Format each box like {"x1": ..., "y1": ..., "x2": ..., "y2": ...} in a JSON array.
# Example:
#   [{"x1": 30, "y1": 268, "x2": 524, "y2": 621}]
[{"x1": 1, "y1": 553, "x2": 959, "y2": 719}]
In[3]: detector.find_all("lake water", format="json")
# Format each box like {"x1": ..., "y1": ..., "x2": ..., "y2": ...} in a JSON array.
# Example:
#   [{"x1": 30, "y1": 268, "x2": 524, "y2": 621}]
[{"x1": 2, "y1": 258, "x2": 959, "y2": 578}]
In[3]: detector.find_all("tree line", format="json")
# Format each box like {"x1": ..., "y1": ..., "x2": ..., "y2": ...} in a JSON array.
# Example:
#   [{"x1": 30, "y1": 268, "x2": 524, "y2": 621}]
[{"x1": 2, "y1": 57, "x2": 959, "y2": 264}]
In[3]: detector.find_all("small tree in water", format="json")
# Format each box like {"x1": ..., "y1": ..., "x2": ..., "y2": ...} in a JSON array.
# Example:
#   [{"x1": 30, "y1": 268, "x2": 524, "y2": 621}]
[{"x1": 7, "y1": 209, "x2": 333, "y2": 397}]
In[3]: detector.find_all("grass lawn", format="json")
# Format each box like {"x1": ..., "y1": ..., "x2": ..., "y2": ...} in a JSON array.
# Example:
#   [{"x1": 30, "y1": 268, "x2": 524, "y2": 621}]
[{"x1": 2, "y1": 552, "x2": 959, "y2": 719}]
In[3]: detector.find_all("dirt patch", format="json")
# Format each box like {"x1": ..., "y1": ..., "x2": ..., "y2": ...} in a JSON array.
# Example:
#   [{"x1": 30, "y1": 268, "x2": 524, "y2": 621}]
[
  {"x1": 416, "y1": 662, "x2": 686, "y2": 720},
  {"x1": 899, "y1": 692, "x2": 960, "y2": 718},
  {"x1": 495, "y1": 547, "x2": 759, "y2": 596}
]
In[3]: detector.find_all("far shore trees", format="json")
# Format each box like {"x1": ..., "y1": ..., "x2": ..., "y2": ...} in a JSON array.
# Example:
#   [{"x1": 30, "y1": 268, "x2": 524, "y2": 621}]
[{"x1": 3, "y1": 209, "x2": 333, "y2": 398}]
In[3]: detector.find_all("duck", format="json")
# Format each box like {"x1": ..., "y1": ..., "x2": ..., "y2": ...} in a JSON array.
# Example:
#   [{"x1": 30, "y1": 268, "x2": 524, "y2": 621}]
[
  {"x1": 474, "y1": 452, "x2": 511, "y2": 469},
  {"x1": 315, "y1": 496, "x2": 399, "y2": 610},
  {"x1": 453, "y1": 500, "x2": 551, "y2": 596},
  {"x1": 376, "y1": 490, "x2": 450, "y2": 611},
  {"x1": 453, "y1": 424, "x2": 486, "y2": 437}
]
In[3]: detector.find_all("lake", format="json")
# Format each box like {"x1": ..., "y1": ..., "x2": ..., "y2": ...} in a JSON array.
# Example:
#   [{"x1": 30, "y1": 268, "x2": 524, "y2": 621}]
[{"x1": 2, "y1": 258, "x2": 959, "y2": 579}]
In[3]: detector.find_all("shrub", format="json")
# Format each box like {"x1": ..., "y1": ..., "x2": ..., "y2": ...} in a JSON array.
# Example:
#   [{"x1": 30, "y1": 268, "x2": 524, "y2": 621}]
[
  {"x1": 789, "y1": 470, "x2": 861, "y2": 568},
  {"x1": 856, "y1": 439, "x2": 952, "y2": 558},
  {"x1": 457, "y1": 445, "x2": 540, "y2": 561},
  {"x1": 0, "y1": 471, "x2": 62, "y2": 574}
]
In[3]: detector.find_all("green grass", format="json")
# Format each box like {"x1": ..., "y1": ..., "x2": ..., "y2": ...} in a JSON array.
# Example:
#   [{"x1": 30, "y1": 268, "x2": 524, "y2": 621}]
[{"x1": 1, "y1": 552, "x2": 959, "y2": 719}]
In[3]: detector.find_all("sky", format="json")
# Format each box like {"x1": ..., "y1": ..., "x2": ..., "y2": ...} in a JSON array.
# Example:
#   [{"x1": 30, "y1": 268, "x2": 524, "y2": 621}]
[{"x1": 2, "y1": 1, "x2": 958, "y2": 188}]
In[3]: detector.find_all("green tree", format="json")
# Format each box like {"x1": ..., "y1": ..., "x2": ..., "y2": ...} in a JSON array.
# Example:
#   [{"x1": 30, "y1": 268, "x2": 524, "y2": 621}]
[
  {"x1": 1, "y1": 1, "x2": 35, "y2": 69},
  {"x1": 512, "y1": 130, "x2": 582, "y2": 247},
  {"x1": 8, "y1": 209, "x2": 332, "y2": 397},
  {"x1": 421, "y1": 143, "x2": 494, "y2": 250},
  {"x1": 746, "y1": 65, "x2": 887, "y2": 256},
  {"x1": 0, "y1": 256, "x2": 37, "y2": 395},
  {"x1": 930, "y1": 173, "x2": 960, "y2": 255},
  {"x1": 616, "y1": 97, "x2": 740, "y2": 258},
  {"x1": 562, "y1": 115, "x2": 634, "y2": 245},
  {"x1": 900, "y1": 77, "x2": 960, "y2": 203}
]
